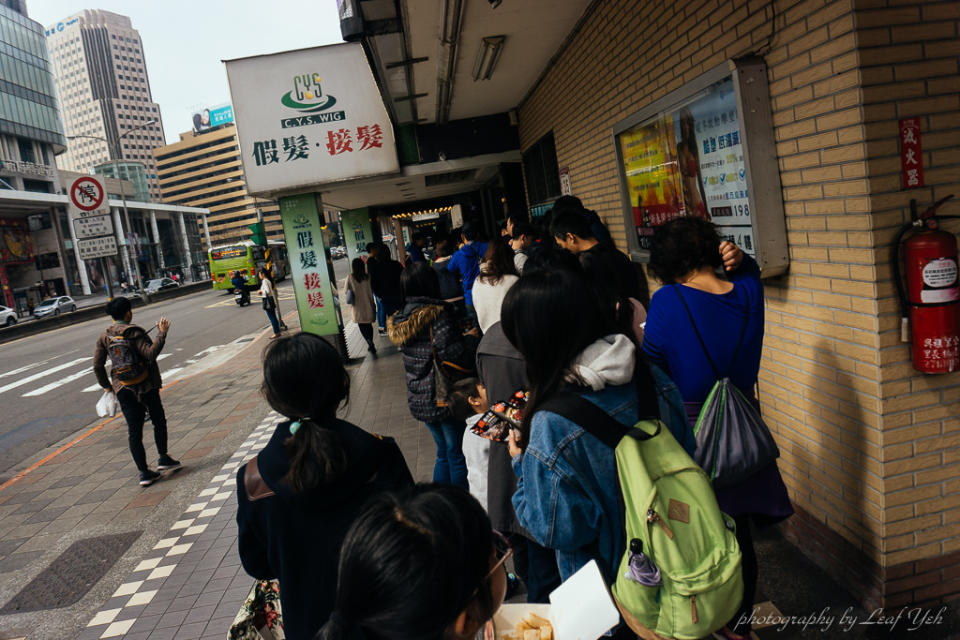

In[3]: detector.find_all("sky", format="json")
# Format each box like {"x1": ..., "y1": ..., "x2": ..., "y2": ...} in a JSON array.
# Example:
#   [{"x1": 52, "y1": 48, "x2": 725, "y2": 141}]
[{"x1": 30, "y1": 0, "x2": 345, "y2": 144}]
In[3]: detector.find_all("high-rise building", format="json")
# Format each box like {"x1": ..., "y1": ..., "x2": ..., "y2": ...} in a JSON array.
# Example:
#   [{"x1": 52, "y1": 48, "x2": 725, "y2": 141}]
[
  {"x1": 44, "y1": 9, "x2": 165, "y2": 200},
  {"x1": 153, "y1": 122, "x2": 282, "y2": 248}
]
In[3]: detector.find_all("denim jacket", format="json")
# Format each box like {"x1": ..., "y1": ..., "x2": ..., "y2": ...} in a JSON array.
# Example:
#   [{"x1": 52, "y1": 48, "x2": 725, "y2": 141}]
[{"x1": 511, "y1": 366, "x2": 694, "y2": 584}]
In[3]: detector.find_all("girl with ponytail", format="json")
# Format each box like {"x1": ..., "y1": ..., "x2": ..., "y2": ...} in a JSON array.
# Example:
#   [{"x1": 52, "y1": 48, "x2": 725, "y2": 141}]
[{"x1": 236, "y1": 333, "x2": 413, "y2": 639}]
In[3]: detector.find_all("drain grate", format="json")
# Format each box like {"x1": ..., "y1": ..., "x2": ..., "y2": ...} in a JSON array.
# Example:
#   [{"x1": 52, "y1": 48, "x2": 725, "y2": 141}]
[{"x1": 0, "y1": 531, "x2": 141, "y2": 614}]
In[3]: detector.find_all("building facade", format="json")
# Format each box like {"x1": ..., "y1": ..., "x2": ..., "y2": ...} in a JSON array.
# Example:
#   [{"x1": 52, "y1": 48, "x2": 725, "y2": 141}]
[
  {"x1": 44, "y1": 9, "x2": 165, "y2": 200},
  {"x1": 93, "y1": 159, "x2": 150, "y2": 202},
  {"x1": 153, "y1": 123, "x2": 283, "y2": 249}
]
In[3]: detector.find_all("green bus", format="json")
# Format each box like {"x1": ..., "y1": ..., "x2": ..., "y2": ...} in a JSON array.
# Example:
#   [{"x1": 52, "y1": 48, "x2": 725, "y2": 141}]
[{"x1": 209, "y1": 241, "x2": 289, "y2": 290}]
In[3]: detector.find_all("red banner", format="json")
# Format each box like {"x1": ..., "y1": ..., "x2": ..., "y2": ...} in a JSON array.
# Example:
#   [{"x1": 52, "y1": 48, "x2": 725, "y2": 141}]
[
  {"x1": 0, "y1": 218, "x2": 34, "y2": 264},
  {"x1": 899, "y1": 118, "x2": 924, "y2": 189}
]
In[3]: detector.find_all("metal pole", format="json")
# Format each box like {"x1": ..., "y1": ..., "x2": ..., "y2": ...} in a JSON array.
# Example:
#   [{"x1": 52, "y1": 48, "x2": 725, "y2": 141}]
[
  {"x1": 115, "y1": 152, "x2": 148, "y2": 300},
  {"x1": 101, "y1": 257, "x2": 114, "y2": 299}
]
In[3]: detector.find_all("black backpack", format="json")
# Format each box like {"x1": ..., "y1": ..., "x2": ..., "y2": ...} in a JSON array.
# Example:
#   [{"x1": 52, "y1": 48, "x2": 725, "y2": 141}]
[{"x1": 107, "y1": 329, "x2": 149, "y2": 387}]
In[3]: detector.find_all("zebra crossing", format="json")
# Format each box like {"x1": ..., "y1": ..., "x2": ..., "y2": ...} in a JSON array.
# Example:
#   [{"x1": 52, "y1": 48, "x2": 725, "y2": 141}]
[{"x1": 0, "y1": 348, "x2": 225, "y2": 399}]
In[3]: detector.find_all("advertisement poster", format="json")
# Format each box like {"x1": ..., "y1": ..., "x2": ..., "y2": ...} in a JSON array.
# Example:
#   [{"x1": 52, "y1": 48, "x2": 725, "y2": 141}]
[
  {"x1": 226, "y1": 42, "x2": 399, "y2": 196},
  {"x1": 618, "y1": 77, "x2": 753, "y2": 253},
  {"x1": 340, "y1": 208, "x2": 372, "y2": 265},
  {"x1": 280, "y1": 193, "x2": 340, "y2": 336}
]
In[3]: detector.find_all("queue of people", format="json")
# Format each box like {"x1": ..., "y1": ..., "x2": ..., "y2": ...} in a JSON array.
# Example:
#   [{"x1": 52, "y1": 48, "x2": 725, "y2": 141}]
[{"x1": 234, "y1": 202, "x2": 791, "y2": 640}]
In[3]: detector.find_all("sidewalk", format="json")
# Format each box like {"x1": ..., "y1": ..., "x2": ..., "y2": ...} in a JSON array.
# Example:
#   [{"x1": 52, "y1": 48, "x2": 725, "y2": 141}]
[
  {"x1": 1, "y1": 312, "x2": 956, "y2": 639},
  {"x1": 0, "y1": 315, "x2": 432, "y2": 640}
]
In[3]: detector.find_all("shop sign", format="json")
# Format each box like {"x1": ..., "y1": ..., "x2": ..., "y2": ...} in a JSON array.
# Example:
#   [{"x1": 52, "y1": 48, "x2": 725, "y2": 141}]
[
  {"x1": 77, "y1": 236, "x2": 118, "y2": 260},
  {"x1": 559, "y1": 167, "x2": 573, "y2": 195},
  {"x1": 899, "y1": 118, "x2": 924, "y2": 189},
  {"x1": 340, "y1": 209, "x2": 372, "y2": 265},
  {"x1": 280, "y1": 193, "x2": 340, "y2": 336},
  {"x1": 616, "y1": 76, "x2": 751, "y2": 252},
  {"x1": 226, "y1": 43, "x2": 399, "y2": 197},
  {"x1": 73, "y1": 215, "x2": 114, "y2": 239}
]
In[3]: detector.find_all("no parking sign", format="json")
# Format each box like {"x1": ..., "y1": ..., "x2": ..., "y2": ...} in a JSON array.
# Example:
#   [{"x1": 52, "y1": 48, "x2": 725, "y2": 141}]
[{"x1": 69, "y1": 176, "x2": 109, "y2": 217}]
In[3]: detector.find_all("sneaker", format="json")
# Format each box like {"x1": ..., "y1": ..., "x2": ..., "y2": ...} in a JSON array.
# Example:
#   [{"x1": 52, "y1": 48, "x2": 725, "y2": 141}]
[
  {"x1": 157, "y1": 455, "x2": 181, "y2": 471},
  {"x1": 139, "y1": 469, "x2": 161, "y2": 486},
  {"x1": 377, "y1": 327, "x2": 387, "y2": 336}
]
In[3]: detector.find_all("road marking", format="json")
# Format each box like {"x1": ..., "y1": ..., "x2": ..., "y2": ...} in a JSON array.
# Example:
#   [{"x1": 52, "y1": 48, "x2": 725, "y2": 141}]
[
  {"x1": 204, "y1": 291, "x2": 295, "y2": 309},
  {"x1": 0, "y1": 358, "x2": 88, "y2": 395},
  {"x1": 0, "y1": 356, "x2": 60, "y2": 380},
  {"x1": 81, "y1": 354, "x2": 172, "y2": 392},
  {"x1": 23, "y1": 367, "x2": 93, "y2": 397}
]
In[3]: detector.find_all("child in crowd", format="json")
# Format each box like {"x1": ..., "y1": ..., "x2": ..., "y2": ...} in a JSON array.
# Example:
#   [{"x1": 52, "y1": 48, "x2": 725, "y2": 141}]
[
  {"x1": 447, "y1": 377, "x2": 491, "y2": 509},
  {"x1": 319, "y1": 484, "x2": 510, "y2": 640},
  {"x1": 235, "y1": 333, "x2": 413, "y2": 639}
]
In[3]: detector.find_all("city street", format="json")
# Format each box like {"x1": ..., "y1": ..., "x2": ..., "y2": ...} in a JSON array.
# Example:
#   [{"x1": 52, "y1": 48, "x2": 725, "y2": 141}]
[{"x1": 0, "y1": 281, "x2": 295, "y2": 481}]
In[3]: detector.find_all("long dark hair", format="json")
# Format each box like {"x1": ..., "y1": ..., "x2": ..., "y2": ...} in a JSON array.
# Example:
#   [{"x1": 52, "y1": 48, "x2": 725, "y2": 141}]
[
  {"x1": 501, "y1": 268, "x2": 614, "y2": 442},
  {"x1": 351, "y1": 257, "x2": 368, "y2": 281},
  {"x1": 319, "y1": 485, "x2": 496, "y2": 640},
  {"x1": 400, "y1": 261, "x2": 442, "y2": 302},
  {"x1": 261, "y1": 333, "x2": 350, "y2": 492},
  {"x1": 478, "y1": 236, "x2": 517, "y2": 286}
]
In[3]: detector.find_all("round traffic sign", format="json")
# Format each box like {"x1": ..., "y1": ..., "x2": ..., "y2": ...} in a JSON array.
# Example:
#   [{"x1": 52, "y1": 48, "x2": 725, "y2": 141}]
[{"x1": 70, "y1": 177, "x2": 106, "y2": 212}]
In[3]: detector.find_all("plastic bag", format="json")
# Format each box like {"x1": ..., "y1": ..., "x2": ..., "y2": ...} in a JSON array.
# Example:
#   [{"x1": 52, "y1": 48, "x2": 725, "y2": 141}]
[{"x1": 96, "y1": 390, "x2": 118, "y2": 417}]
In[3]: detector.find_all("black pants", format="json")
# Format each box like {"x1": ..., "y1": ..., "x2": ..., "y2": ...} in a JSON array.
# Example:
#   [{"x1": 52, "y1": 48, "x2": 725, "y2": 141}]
[
  {"x1": 729, "y1": 513, "x2": 758, "y2": 633},
  {"x1": 506, "y1": 532, "x2": 562, "y2": 604},
  {"x1": 357, "y1": 322, "x2": 374, "y2": 346},
  {"x1": 117, "y1": 388, "x2": 169, "y2": 472}
]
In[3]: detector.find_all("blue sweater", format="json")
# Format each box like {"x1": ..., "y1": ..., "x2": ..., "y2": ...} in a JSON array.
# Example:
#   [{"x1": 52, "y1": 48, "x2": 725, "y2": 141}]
[
  {"x1": 447, "y1": 241, "x2": 488, "y2": 306},
  {"x1": 642, "y1": 255, "x2": 764, "y2": 402}
]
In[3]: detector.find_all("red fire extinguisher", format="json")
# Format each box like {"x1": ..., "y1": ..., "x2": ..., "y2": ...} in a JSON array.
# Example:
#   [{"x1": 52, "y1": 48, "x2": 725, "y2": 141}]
[{"x1": 894, "y1": 195, "x2": 959, "y2": 373}]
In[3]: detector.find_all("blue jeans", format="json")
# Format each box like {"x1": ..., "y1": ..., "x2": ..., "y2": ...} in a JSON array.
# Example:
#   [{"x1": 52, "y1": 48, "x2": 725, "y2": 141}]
[
  {"x1": 424, "y1": 418, "x2": 468, "y2": 488},
  {"x1": 264, "y1": 306, "x2": 280, "y2": 335},
  {"x1": 374, "y1": 295, "x2": 385, "y2": 330}
]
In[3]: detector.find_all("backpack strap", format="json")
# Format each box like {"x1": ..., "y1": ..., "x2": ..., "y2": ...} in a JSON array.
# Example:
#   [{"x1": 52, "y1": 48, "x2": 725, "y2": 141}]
[
  {"x1": 539, "y1": 392, "x2": 657, "y2": 450},
  {"x1": 243, "y1": 457, "x2": 275, "y2": 502},
  {"x1": 674, "y1": 285, "x2": 751, "y2": 379}
]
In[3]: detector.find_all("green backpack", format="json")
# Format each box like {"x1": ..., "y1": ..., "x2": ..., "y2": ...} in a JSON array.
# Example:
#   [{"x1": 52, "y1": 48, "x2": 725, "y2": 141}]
[{"x1": 542, "y1": 393, "x2": 743, "y2": 640}]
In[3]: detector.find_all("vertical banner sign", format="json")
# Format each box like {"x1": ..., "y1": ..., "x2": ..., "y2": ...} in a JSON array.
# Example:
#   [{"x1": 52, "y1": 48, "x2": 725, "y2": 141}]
[
  {"x1": 559, "y1": 167, "x2": 573, "y2": 195},
  {"x1": 280, "y1": 193, "x2": 340, "y2": 336},
  {"x1": 340, "y1": 208, "x2": 372, "y2": 265},
  {"x1": 899, "y1": 118, "x2": 924, "y2": 189},
  {"x1": 225, "y1": 43, "x2": 400, "y2": 197}
]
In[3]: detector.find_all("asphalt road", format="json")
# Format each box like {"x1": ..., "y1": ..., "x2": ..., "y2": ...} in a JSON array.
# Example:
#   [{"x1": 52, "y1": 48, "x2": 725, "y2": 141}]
[{"x1": 0, "y1": 281, "x2": 297, "y2": 481}]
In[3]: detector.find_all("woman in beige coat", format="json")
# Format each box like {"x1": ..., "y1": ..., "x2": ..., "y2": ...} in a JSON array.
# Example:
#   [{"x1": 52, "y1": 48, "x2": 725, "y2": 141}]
[{"x1": 346, "y1": 258, "x2": 377, "y2": 353}]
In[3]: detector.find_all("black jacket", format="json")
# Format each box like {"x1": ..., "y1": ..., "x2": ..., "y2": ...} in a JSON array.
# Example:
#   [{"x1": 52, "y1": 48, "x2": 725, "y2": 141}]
[
  {"x1": 236, "y1": 419, "x2": 412, "y2": 639},
  {"x1": 367, "y1": 255, "x2": 403, "y2": 303}
]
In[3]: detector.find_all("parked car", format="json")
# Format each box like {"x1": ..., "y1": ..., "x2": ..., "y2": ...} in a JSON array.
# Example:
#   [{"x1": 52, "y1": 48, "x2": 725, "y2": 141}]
[
  {"x1": 144, "y1": 277, "x2": 179, "y2": 293},
  {"x1": 33, "y1": 296, "x2": 76, "y2": 318},
  {"x1": 331, "y1": 246, "x2": 346, "y2": 259},
  {"x1": 0, "y1": 305, "x2": 16, "y2": 327}
]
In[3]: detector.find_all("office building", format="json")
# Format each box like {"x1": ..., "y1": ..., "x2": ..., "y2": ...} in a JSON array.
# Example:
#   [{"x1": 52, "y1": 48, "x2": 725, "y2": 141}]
[
  {"x1": 153, "y1": 122, "x2": 283, "y2": 248},
  {"x1": 94, "y1": 159, "x2": 150, "y2": 202},
  {"x1": 44, "y1": 9, "x2": 165, "y2": 200}
]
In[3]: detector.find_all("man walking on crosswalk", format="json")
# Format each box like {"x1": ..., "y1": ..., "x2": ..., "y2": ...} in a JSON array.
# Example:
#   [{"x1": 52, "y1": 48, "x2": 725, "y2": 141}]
[{"x1": 93, "y1": 297, "x2": 180, "y2": 487}]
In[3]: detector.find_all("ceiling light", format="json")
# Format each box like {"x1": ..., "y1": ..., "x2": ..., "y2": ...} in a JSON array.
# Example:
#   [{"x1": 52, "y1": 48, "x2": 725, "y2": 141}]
[{"x1": 472, "y1": 36, "x2": 505, "y2": 81}]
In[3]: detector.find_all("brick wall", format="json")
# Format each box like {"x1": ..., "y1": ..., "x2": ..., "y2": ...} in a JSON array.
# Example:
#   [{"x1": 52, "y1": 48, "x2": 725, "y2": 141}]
[{"x1": 517, "y1": 0, "x2": 960, "y2": 608}]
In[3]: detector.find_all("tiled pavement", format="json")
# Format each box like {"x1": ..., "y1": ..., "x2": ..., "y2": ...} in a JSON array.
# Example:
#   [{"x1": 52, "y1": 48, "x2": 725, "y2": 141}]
[{"x1": 0, "y1": 318, "x2": 433, "y2": 640}]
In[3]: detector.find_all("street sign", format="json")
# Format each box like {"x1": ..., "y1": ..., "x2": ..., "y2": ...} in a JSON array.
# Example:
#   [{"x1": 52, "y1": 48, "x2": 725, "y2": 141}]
[
  {"x1": 77, "y1": 235, "x2": 118, "y2": 260},
  {"x1": 69, "y1": 176, "x2": 109, "y2": 217},
  {"x1": 73, "y1": 214, "x2": 114, "y2": 239}
]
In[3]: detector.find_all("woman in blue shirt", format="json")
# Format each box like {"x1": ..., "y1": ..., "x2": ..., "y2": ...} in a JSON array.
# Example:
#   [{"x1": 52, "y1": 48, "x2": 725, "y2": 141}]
[{"x1": 642, "y1": 216, "x2": 792, "y2": 640}]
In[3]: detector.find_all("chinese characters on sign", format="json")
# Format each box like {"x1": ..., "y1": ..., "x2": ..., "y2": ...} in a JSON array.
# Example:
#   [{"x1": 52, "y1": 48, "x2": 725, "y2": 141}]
[
  {"x1": 252, "y1": 126, "x2": 383, "y2": 166},
  {"x1": 899, "y1": 118, "x2": 924, "y2": 189},
  {"x1": 617, "y1": 77, "x2": 752, "y2": 252},
  {"x1": 920, "y1": 335, "x2": 960, "y2": 373},
  {"x1": 279, "y1": 193, "x2": 340, "y2": 336}
]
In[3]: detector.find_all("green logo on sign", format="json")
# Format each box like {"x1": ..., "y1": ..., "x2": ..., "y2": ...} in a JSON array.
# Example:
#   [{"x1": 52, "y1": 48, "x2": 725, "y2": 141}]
[{"x1": 281, "y1": 73, "x2": 337, "y2": 113}]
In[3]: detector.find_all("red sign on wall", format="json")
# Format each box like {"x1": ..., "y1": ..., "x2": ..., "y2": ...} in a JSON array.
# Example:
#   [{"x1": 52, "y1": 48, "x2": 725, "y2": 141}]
[{"x1": 899, "y1": 118, "x2": 924, "y2": 189}]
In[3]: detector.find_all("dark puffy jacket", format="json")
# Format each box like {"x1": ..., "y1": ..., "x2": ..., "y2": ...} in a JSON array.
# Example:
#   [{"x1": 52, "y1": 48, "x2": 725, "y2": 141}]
[{"x1": 387, "y1": 297, "x2": 465, "y2": 422}]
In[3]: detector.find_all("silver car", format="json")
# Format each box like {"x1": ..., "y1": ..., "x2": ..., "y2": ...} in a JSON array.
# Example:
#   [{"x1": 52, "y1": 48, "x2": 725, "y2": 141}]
[
  {"x1": 33, "y1": 296, "x2": 77, "y2": 318},
  {"x1": 0, "y1": 305, "x2": 16, "y2": 327}
]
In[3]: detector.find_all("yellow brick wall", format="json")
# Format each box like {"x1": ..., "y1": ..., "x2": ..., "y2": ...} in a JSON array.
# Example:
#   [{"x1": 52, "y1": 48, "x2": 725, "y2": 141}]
[{"x1": 517, "y1": 0, "x2": 960, "y2": 575}]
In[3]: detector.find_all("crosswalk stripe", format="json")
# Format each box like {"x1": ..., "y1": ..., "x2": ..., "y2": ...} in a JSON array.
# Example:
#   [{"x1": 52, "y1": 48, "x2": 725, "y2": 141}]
[
  {"x1": 80, "y1": 354, "x2": 173, "y2": 393},
  {"x1": 0, "y1": 357, "x2": 57, "y2": 380},
  {"x1": 0, "y1": 358, "x2": 88, "y2": 395},
  {"x1": 23, "y1": 367, "x2": 93, "y2": 397}
]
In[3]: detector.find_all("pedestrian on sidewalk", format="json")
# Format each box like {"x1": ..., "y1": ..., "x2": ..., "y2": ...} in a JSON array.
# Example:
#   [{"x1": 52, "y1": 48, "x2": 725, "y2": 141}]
[
  {"x1": 367, "y1": 242, "x2": 403, "y2": 335},
  {"x1": 236, "y1": 333, "x2": 413, "y2": 639},
  {"x1": 642, "y1": 216, "x2": 793, "y2": 640},
  {"x1": 93, "y1": 297, "x2": 180, "y2": 487},
  {"x1": 509, "y1": 221, "x2": 537, "y2": 274},
  {"x1": 318, "y1": 484, "x2": 508, "y2": 640},
  {"x1": 345, "y1": 257, "x2": 377, "y2": 353},
  {"x1": 447, "y1": 222, "x2": 488, "y2": 327},
  {"x1": 471, "y1": 236, "x2": 519, "y2": 334},
  {"x1": 387, "y1": 263, "x2": 471, "y2": 489},
  {"x1": 432, "y1": 237, "x2": 466, "y2": 318},
  {"x1": 258, "y1": 267, "x2": 281, "y2": 339}
]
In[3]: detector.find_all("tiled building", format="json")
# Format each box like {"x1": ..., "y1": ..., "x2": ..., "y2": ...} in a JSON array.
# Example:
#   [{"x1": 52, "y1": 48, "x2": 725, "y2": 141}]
[{"x1": 44, "y1": 9, "x2": 166, "y2": 200}]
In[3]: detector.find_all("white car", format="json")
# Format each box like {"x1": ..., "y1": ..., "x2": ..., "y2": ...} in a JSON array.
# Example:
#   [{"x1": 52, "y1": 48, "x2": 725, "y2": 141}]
[
  {"x1": 33, "y1": 296, "x2": 76, "y2": 318},
  {"x1": 0, "y1": 305, "x2": 16, "y2": 327}
]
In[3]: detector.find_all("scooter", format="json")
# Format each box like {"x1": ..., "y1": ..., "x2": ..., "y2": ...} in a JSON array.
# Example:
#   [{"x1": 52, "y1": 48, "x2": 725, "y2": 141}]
[{"x1": 234, "y1": 287, "x2": 250, "y2": 306}]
